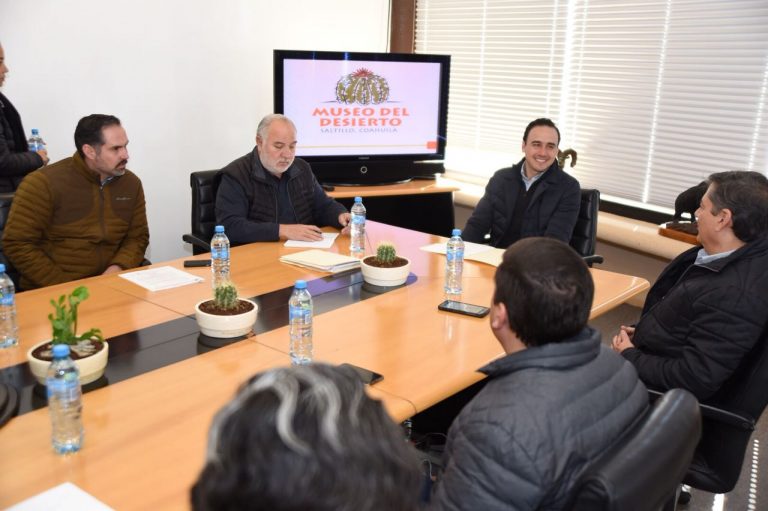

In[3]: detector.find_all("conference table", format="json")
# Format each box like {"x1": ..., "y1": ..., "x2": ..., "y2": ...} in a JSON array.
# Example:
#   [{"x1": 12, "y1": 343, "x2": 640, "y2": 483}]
[{"x1": 0, "y1": 221, "x2": 649, "y2": 510}]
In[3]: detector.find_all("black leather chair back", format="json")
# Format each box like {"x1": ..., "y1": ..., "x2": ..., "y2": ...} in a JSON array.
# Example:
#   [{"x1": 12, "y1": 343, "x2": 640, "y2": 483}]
[
  {"x1": 0, "y1": 193, "x2": 20, "y2": 288},
  {"x1": 182, "y1": 170, "x2": 221, "y2": 254},
  {"x1": 570, "y1": 188, "x2": 599, "y2": 258},
  {"x1": 684, "y1": 324, "x2": 768, "y2": 493},
  {"x1": 569, "y1": 389, "x2": 701, "y2": 511}
]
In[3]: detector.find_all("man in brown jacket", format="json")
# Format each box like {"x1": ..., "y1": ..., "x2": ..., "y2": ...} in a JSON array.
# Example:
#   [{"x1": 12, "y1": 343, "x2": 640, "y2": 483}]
[{"x1": 3, "y1": 114, "x2": 149, "y2": 289}]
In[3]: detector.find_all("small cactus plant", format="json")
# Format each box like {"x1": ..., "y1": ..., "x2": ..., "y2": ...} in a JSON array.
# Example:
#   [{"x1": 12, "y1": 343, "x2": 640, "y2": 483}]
[
  {"x1": 375, "y1": 242, "x2": 397, "y2": 264},
  {"x1": 213, "y1": 282, "x2": 239, "y2": 311}
]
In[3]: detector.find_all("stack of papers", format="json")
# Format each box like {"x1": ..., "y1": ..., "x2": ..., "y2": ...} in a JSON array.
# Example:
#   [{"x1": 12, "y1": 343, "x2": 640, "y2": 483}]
[
  {"x1": 420, "y1": 241, "x2": 505, "y2": 267},
  {"x1": 280, "y1": 249, "x2": 361, "y2": 274}
]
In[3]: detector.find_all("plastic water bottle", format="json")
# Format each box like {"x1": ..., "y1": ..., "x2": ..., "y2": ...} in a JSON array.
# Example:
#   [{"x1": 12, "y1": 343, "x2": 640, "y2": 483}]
[
  {"x1": 350, "y1": 196, "x2": 366, "y2": 254},
  {"x1": 445, "y1": 228, "x2": 464, "y2": 295},
  {"x1": 289, "y1": 280, "x2": 313, "y2": 365},
  {"x1": 0, "y1": 264, "x2": 18, "y2": 348},
  {"x1": 210, "y1": 225, "x2": 230, "y2": 288},
  {"x1": 27, "y1": 128, "x2": 46, "y2": 152},
  {"x1": 47, "y1": 344, "x2": 84, "y2": 454}
]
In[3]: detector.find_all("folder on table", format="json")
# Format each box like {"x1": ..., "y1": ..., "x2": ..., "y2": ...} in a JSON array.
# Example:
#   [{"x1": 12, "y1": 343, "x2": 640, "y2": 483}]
[{"x1": 279, "y1": 249, "x2": 361, "y2": 274}]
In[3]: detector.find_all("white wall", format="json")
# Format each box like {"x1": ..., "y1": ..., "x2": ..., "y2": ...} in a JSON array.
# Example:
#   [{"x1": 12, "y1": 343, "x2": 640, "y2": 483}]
[{"x1": 0, "y1": 0, "x2": 391, "y2": 262}]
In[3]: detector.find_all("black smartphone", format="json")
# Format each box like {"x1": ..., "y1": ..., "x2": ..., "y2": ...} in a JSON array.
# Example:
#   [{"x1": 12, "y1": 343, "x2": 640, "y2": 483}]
[
  {"x1": 341, "y1": 363, "x2": 384, "y2": 385},
  {"x1": 438, "y1": 300, "x2": 490, "y2": 318},
  {"x1": 183, "y1": 259, "x2": 211, "y2": 267}
]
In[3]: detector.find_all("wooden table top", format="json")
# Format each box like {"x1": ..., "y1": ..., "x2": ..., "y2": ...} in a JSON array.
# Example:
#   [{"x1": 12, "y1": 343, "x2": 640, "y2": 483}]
[
  {"x1": 327, "y1": 179, "x2": 459, "y2": 199},
  {"x1": 0, "y1": 221, "x2": 649, "y2": 509}
]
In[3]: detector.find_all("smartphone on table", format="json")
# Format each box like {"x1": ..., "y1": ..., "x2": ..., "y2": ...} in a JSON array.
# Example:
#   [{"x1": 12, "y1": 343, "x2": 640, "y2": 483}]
[{"x1": 438, "y1": 300, "x2": 490, "y2": 318}]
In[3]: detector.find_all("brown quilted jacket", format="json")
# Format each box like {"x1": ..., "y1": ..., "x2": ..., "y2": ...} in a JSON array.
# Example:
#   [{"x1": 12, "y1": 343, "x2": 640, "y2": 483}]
[{"x1": 2, "y1": 152, "x2": 149, "y2": 289}]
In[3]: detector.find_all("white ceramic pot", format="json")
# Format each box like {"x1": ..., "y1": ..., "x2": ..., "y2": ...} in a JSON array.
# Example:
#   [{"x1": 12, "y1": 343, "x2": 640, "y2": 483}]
[
  {"x1": 27, "y1": 340, "x2": 109, "y2": 386},
  {"x1": 195, "y1": 299, "x2": 258, "y2": 338},
  {"x1": 360, "y1": 256, "x2": 411, "y2": 287}
]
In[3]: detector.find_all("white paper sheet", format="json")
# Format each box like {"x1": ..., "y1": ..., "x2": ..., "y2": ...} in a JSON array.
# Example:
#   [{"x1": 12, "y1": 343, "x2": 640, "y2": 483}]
[
  {"x1": 284, "y1": 233, "x2": 339, "y2": 249},
  {"x1": 8, "y1": 482, "x2": 114, "y2": 511},
  {"x1": 118, "y1": 266, "x2": 204, "y2": 291},
  {"x1": 420, "y1": 242, "x2": 505, "y2": 267}
]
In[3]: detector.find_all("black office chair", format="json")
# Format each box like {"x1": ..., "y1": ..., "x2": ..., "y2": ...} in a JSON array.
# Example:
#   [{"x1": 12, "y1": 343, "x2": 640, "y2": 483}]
[
  {"x1": 649, "y1": 324, "x2": 768, "y2": 496},
  {"x1": 570, "y1": 188, "x2": 604, "y2": 266},
  {"x1": 569, "y1": 389, "x2": 701, "y2": 511},
  {"x1": 181, "y1": 170, "x2": 221, "y2": 254},
  {"x1": 0, "y1": 192, "x2": 20, "y2": 288}
]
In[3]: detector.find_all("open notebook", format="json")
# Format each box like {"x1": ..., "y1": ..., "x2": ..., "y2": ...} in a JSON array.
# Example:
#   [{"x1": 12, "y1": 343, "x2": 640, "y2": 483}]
[{"x1": 279, "y1": 249, "x2": 361, "y2": 274}]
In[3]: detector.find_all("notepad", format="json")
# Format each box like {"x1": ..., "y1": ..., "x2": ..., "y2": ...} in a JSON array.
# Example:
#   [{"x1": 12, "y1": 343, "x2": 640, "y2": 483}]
[{"x1": 279, "y1": 249, "x2": 361, "y2": 273}]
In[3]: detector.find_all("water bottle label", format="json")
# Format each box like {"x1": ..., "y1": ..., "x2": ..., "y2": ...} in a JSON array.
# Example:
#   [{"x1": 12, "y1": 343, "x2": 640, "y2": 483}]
[
  {"x1": 46, "y1": 378, "x2": 80, "y2": 399},
  {"x1": 446, "y1": 249, "x2": 464, "y2": 262},
  {"x1": 352, "y1": 214, "x2": 365, "y2": 225},
  {"x1": 289, "y1": 306, "x2": 312, "y2": 323},
  {"x1": 211, "y1": 246, "x2": 229, "y2": 260},
  {"x1": 0, "y1": 293, "x2": 13, "y2": 306}
]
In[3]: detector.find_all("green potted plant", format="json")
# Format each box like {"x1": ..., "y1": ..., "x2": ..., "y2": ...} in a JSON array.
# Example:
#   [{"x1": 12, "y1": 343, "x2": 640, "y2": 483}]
[
  {"x1": 360, "y1": 241, "x2": 411, "y2": 287},
  {"x1": 26, "y1": 286, "x2": 108, "y2": 385},
  {"x1": 194, "y1": 281, "x2": 258, "y2": 338}
]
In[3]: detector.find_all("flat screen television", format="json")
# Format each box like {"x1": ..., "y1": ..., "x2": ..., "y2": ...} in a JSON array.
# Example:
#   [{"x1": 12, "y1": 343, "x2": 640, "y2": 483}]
[{"x1": 274, "y1": 49, "x2": 450, "y2": 185}]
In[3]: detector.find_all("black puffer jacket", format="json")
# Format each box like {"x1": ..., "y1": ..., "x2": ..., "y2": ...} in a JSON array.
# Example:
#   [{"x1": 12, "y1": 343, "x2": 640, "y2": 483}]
[
  {"x1": 463, "y1": 159, "x2": 580, "y2": 247},
  {"x1": 215, "y1": 149, "x2": 346, "y2": 243},
  {"x1": 623, "y1": 237, "x2": 768, "y2": 401},
  {"x1": 430, "y1": 328, "x2": 647, "y2": 510},
  {"x1": 0, "y1": 92, "x2": 44, "y2": 192}
]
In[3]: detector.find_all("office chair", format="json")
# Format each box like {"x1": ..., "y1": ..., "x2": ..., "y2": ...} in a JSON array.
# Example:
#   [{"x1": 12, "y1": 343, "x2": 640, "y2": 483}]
[
  {"x1": 649, "y1": 324, "x2": 768, "y2": 496},
  {"x1": 568, "y1": 388, "x2": 701, "y2": 511},
  {"x1": 181, "y1": 170, "x2": 221, "y2": 254},
  {"x1": 0, "y1": 192, "x2": 20, "y2": 288},
  {"x1": 570, "y1": 188, "x2": 604, "y2": 266}
]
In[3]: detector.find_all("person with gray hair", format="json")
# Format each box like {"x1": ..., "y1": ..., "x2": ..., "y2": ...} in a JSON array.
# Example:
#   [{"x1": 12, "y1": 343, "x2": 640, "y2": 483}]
[
  {"x1": 215, "y1": 113, "x2": 350, "y2": 243},
  {"x1": 613, "y1": 170, "x2": 768, "y2": 401},
  {"x1": 191, "y1": 363, "x2": 423, "y2": 511}
]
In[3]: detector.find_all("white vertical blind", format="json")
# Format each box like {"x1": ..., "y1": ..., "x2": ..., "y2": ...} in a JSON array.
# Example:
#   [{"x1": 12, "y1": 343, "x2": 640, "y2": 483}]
[{"x1": 415, "y1": 0, "x2": 768, "y2": 211}]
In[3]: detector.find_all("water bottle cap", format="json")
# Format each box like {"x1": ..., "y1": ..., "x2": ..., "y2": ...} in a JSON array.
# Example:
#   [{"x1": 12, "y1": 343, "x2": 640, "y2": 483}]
[
  {"x1": 31, "y1": 128, "x2": 39, "y2": 135},
  {"x1": 452, "y1": 228, "x2": 462, "y2": 236},
  {"x1": 214, "y1": 225, "x2": 225, "y2": 233},
  {"x1": 52, "y1": 344, "x2": 70, "y2": 357},
  {"x1": 354, "y1": 196, "x2": 362, "y2": 203},
  {"x1": 294, "y1": 280, "x2": 307, "y2": 289},
  {"x1": 0, "y1": 264, "x2": 5, "y2": 273}
]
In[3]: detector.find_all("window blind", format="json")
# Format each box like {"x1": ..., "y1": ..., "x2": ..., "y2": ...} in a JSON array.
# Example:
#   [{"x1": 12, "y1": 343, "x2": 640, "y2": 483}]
[{"x1": 415, "y1": 0, "x2": 768, "y2": 211}]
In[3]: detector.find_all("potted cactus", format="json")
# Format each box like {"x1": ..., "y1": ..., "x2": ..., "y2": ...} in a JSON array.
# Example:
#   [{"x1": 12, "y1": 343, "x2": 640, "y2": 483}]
[
  {"x1": 360, "y1": 241, "x2": 411, "y2": 287},
  {"x1": 194, "y1": 281, "x2": 258, "y2": 338},
  {"x1": 26, "y1": 286, "x2": 108, "y2": 385}
]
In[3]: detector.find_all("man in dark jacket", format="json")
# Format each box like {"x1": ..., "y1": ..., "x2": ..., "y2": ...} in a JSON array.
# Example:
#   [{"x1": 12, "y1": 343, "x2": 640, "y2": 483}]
[
  {"x1": 613, "y1": 171, "x2": 768, "y2": 401},
  {"x1": 215, "y1": 114, "x2": 350, "y2": 243},
  {"x1": 463, "y1": 118, "x2": 580, "y2": 247},
  {"x1": 0, "y1": 43, "x2": 49, "y2": 192},
  {"x1": 430, "y1": 238, "x2": 647, "y2": 510}
]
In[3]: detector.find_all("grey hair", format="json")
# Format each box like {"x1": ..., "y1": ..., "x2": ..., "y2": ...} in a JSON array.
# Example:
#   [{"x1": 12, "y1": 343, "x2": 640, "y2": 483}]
[
  {"x1": 256, "y1": 114, "x2": 296, "y2": 140},
  {"x1": 206, "y1": 365, "x2": 353, "y2": 463},
  {"x1": 192, "y1": 363, "x2": 423, "y2": 511}
]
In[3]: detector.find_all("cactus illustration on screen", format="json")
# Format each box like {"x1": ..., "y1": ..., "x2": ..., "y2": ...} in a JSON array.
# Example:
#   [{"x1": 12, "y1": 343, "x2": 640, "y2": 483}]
[{"x1": 336, "y1": 68, "x2": 390, "y2": 105}]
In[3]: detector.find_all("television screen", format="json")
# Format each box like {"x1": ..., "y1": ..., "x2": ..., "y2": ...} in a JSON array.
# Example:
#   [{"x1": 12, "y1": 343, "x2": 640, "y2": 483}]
[{"x1": 274, "y1": 50, "x2": 450, "y2": 185}]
